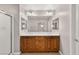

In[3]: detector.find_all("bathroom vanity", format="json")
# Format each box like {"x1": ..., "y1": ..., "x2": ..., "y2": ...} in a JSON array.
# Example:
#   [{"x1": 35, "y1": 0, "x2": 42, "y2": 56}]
[
  {"x1": 20, "y1": 36, "x2": 60, "y2": 53},
  {"x1": 20, "y1": 9, "x2": 60, "y2": 53}
]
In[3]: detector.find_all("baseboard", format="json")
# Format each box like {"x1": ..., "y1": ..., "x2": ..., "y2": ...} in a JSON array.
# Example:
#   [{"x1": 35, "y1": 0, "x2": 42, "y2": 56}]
[
  {"x1": 13, "y1": 51, "x2": 21, "y2": 55},
  {"x1": 13, "y1": 51, "x2": 63, "y2": 55},
  {"x1": 59, "y1": 50, "x2": 63, "y2": 55}
]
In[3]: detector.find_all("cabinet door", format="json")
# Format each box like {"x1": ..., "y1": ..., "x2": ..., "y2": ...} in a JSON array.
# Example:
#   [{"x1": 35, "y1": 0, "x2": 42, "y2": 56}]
[
  {"x1": 35, "y1": 36, "x2": 48, "y2": 51},
  {"x1": 24, "y1": 38, "x2": 35, "y2": 51},
  {"x1": 20, "y1": 38, "x2": 24, "y2": 52},
  {"x1": 20, "y1": 37, "x2": 29, "y2": 52},
  {"x1": 50, "y1": 36, "x2": 59, "y2": 52},
  {"x1": 20, "y1": 37, "x2": 36, "y2": 52},
  {"x1": 21, "y1": 39, "x2": 30, "y2": 52}
]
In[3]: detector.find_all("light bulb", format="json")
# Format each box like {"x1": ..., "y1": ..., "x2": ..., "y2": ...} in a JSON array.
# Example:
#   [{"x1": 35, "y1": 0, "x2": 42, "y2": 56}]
[{"x1": 40, "y1": 25, "x2": 44, "y2": 28}]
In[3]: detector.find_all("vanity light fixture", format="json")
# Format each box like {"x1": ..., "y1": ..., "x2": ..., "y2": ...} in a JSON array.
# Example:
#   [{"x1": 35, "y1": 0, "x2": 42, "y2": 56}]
[{"x1": 25, "y1": 9, "x2": 56, "y2": 16}]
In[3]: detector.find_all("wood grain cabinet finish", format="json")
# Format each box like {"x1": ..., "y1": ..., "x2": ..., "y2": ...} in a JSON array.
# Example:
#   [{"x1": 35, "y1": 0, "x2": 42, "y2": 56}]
[
  {"x1": 20, "y1": 36, "x2": 60, "y2": 53},
  {"x1": 35, "y1": 37, "x2": 47, "y2": 51},
  {"x1": 50, "y1": 36, "x2": 60, "y2": 51}
]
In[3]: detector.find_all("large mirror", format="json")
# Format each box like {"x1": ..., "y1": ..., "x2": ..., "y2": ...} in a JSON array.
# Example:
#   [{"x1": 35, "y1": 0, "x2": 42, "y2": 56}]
[
  {"x1": 20, "y1": 10, "x2": 59, "y2": 32},
  {"x1": 28, "y1": 16, "x2": 52, "y2": 32}
]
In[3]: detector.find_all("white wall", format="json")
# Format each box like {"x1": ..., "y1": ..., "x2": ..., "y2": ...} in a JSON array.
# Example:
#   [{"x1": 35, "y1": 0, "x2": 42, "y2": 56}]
[
  {"x1": 59, "y1": 5, "x2": 71, "y2": 55},
  {"x1": 70, "y1": 5, "x2": 76, "y2": 54},
  {"x1": 55, "y1": 4, "x2": 78, "y2": 55},
  {"x1": 0, "y1": 4, "x2": 20, "y2": 53}
]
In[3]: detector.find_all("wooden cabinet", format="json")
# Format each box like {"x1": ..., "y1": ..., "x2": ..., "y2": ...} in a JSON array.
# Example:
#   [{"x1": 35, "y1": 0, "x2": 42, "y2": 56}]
[
  {"x1": 35, "y1": 37, "x2": 48, "y2": 51},
  {"x1": 50, "y1": 36, "x2": 60, "y2": 51},
  {"x1": 20, "y1": 36, "x2": 36, "y2": 52},
  {"x1": 20, "y1": 36, "x2": 60, "y2": 53}
]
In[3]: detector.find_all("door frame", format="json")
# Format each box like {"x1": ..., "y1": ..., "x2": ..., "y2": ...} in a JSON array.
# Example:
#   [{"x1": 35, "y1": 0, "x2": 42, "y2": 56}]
[
  {"x1": 0, "y1": 10, "x2": 14, "y2": 54},
  {"x1": 75, "y1": 4, "x2": 79, "y2": 55}
]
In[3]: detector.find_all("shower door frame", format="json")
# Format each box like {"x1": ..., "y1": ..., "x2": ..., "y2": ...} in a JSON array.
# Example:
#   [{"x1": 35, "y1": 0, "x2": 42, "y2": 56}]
[{"x1": 0, "y1": 10, "x2": 14, "y2": 55}]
